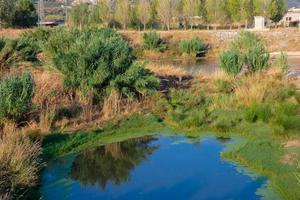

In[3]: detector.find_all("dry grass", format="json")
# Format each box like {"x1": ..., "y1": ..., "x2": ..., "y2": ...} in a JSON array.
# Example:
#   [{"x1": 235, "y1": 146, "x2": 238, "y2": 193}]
[
  {"x1": 0, "y1": 122, "x2": 42, "y2": 195},
  {"x1": 39, "y1": 108, "x2": 56, "y2": 134},
  {"x1": 146, "y1": 63, "x2": 189, "y2": 77}
]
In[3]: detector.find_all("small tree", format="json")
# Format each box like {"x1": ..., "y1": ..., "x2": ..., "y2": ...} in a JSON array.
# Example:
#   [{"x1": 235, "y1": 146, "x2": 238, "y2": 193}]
[
  {"x1": 0, "y1": 72, "x2": 35, "y2": 122},
  {"x1": 68, "y1": 3, "x2": 90, "y2": 29},
  {"x1": 157, "y1": 0, "x2": 179, "y2": 30},
  {"x1": 0, "y1": 0, "x2": 16, "y2": 27},
  {"x1": 269, "y1": 0, "x2": 287, "y2": 27},
  {"x1": 13, "y1": 0, "x2": 38, "y2": 27},
  {"x1": 98, "y1": 0, "x2": 114, "y2": 27},
  {"x1": 182, "y1": 0, "x2": 200, "y2": 29},
  {"x1": 115, "y1": 0, "x2": 130, "y2": 30},
  {"x1": 137, "y1": 0, "x2": 151, "y2": 30}
]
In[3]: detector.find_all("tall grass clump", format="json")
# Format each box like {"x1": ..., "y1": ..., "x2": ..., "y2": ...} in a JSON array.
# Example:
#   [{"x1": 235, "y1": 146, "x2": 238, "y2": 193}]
[
  {"x1": 276, "y1": 52, "x2": 289, "y2": 72},
  {"x1": 164, "y1": 89, "x2": 208, "y2": 128},
  {"x1": 43, "y1": 28, "x2": 159, "y2": 110},
  {"x1": 142, "y1": 31, "x2": 166, "y2": 52},
  {"x1": 219, "y1": 32, "x2": 269, "y2": 75},
  {"x1": 219, "y1": 49, "x2": 243, "y2": 76},
  {"x1": 0, "y1": 72, "x2": 35, "y2": 122},
  {"x1": 0, "y1": 123, "x2": 42, "y2": 198},
  {"x1": 178, "y1": 37, "x2": 207, "y2": 57}
]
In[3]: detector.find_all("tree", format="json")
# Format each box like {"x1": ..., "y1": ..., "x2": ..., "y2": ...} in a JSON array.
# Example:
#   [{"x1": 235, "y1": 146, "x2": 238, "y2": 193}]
[
  {"x1": 0, "y1": 0, "x2": 16, "y2": 27},
  {"x1": 227, "y1": 0, "x2": 241, "y2": 23},
  {"x1": 68, "y1": 3, "x2": 90, "y2": 29},
  {"x1": 157, "y1": 0, "x2": 179, "y2": 30},
  {"x1": 137, "y1": 0, "x2": 151, "y2": 30},
  {"x1": 13, "y1": 0, "x2": 38, "y2": 27},
  {"x1": 115, "y1": 0, "x2": 130, "y2": 30},
  {"x1": 269, "y1": 0, "x2": 286, "y2": 27},
  {"x1": 206, "y1": 0, "x2": 228, "y2": 26},
  {"x1": 241, "y1": 0, "x2": 255, "y2": 28},
  {"x1": 98, "y1": 0, "x2": 114, "y2": 27},
  {"x1": 254, "y1": 0, "x2": 271, "y2": 17},
  {"x1": 182, "y1": 0, "x2": 200, "y2": 29}
]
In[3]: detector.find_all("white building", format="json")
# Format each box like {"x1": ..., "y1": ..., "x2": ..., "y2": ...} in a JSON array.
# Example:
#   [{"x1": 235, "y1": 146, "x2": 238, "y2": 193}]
[
  {"x1": 254, "y1": 16, "x2": 265, "y2": 30},
  {"x1": 281, "y1": 7, "x2": 300, "y2": 27}
]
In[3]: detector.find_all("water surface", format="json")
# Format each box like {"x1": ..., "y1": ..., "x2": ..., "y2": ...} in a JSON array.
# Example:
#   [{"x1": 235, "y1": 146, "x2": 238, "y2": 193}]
[{"x1": 41, "y1": 135, "x2": 271, "y2": 200}]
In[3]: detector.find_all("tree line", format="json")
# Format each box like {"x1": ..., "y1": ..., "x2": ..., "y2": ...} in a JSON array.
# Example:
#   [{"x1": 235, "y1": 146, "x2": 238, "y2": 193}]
[{"x1": 69, "y1": 0, "x2": 287, "y2": 30}]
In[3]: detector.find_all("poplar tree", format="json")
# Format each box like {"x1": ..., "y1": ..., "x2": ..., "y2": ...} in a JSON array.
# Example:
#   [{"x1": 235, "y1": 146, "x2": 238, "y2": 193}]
[{"x1": 137, "y1": 0, "x2": 151, "y2": 30}]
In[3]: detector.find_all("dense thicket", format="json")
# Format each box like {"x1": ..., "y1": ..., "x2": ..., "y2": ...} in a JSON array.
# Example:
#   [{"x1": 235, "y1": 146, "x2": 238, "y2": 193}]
[{"x1": 43, "y1": 28, "x2": 159, "y2": 99}]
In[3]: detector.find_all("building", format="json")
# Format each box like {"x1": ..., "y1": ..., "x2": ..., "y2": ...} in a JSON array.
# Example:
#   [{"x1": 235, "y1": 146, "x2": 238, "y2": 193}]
[
  {"x1": 254, "y1": 16, "x2": 265, "y2": 30},
  {"x1": 281, "y1": 7, "x2": 300, "y2": 27}
]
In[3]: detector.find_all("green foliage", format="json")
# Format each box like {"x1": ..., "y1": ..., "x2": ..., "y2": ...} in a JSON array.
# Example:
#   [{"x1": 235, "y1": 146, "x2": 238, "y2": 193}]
[
  {"x1": 0, "y1": 38, "x2": 6, "y2": 51},
  {"x1": 245, "y1": 43, "x2": 270, "y2": 72},
  {"x1": 219, "y1": 49, "x2": 243, "y2": 75},
  {"x1": 214, "y1": 79, "x2": 234, "y2": 94},
  {"x1": 276, "y1": 52, "x2": 289, "y2": 72},
  {"x1": 111, "y1": 63, "x2": 160, "y2": 99},
  {"x1": 269, "y1": 0, "x2": 287, "y2": 23},
  {"x1": 21, "y1": 28, "x2": 54, "y2": 53},
  {"x1": 165, "y1": 89, "x2": 207, "y2": 128},
  {"x1": 272, "y1": 102, "x2": 300, "y2": 131},
  {"x1": 0, "y1": 0, "x2": 37, "y2": 27},
  {"x1": 209, "y1": 110, "x2": 243, "y2": 131},
  {"x1": 219, "y1": 32, "x2": 269, "y2": 75},
  {"x1": 178, "y1": 37, "x2": 207, "y2": 56},
  {"x1": 13, "y1": 0, "x2": 38, "y2": 27},
  {"x1": 44, "y1": 28, "x2": 159, "y2": 99},
  {"x1": 244, "y1": 103, "x2": 272, "y2": 123},
  {"x1": 142, "y1": 31, "x2": 166, "y2": 52},
  {"x1": 0, "y1": 72, "x2": 35, "y2": 121}
]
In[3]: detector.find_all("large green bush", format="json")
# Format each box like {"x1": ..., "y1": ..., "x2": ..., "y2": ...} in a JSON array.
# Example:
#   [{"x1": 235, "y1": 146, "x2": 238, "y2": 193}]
[
  {"x1": 0, "y1": 72, "x2": 35, "y2": 121},
  {"x1": 43, "y1": 28, "x2": 159, "y2": 99},
  {"x1": 142, "y1": 31, "x2": 166, "y2": 52},
  {"x1": 219, "y1": 32, "x2": 270, "y2": 75},
  {"x1": 178, "y1": 37, "x2": 207, "y2": 56}
]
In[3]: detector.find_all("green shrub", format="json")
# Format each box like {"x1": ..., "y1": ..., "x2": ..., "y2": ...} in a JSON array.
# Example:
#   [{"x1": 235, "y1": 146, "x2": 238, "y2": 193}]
[
  {"x1": 44, "y1": 28, "x2": 159, "y2": 99},
  {"x1": 273, "y1": 102, "x2": 300, "y2": 130},
  {"x1": 244, "y1": 103, "x2": 273, "y2": 123},
  {"x1": 219, "y1": 31, "x2": 270, "y2": 75},
  {"x1": 142, "y1": 31, "x2": 166, "y2": 52},
  {"x1": 209, "y1": 110, "x2": 243, "y2": 131},
  {"x1": 219, "y1": 49, "x2": 243, "y2": 76},
  {"x1": 166, "y1": 89, "x2": 206, "y2": 125},
  {"x1": 0, "y1": 72, "x2": 35, "y2": 121},
  {"x1": 178, "y1": 37, "x2": 206, "y2": 56},
  {"x1": 21, "y1": 28, "x2": 54, "y2": 53},
  {"x1": 245, "y1": 44, "x2": 270, "y2": 72}
]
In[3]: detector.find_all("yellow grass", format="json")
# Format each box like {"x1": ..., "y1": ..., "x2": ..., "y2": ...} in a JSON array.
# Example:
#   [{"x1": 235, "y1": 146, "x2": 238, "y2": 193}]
[{"x1": 0, "y1": 122, "x2": 42, "y2": 195}]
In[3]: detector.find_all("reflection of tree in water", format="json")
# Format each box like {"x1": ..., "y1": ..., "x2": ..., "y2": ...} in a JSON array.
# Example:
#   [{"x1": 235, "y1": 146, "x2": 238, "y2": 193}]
[{"x1": 70, "y1": 136, "x2": 158, "y2": 189}]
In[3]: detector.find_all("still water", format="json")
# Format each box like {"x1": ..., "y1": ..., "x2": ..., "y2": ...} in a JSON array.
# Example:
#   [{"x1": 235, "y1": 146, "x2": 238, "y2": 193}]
[
  {"x1": 41, "y1": 135, "x2": 272, "y2": 200},
  {"x1": 149, "y1": 56, "x2": 300, "y2": 75}
]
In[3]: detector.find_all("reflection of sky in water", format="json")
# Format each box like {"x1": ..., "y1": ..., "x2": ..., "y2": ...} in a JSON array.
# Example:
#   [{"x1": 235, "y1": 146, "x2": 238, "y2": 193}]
[{"x1": 41, "y1": 136, "x2": 278, "y2": 200}]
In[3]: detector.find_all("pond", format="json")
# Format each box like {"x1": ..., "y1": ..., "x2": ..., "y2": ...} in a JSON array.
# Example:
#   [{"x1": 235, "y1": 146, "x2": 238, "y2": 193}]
[
  {"x1": 149, "y1": 56, "x2": 300, "y2": 76},
  {"x1": 40, "y1": 135, "x2": 275, "y2": 200}
]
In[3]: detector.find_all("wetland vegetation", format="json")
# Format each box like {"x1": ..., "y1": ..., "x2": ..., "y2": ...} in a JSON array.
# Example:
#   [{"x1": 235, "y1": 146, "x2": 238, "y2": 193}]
[{"x1": 0, "y1": 26, "x2": 299, "y2": 200}]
